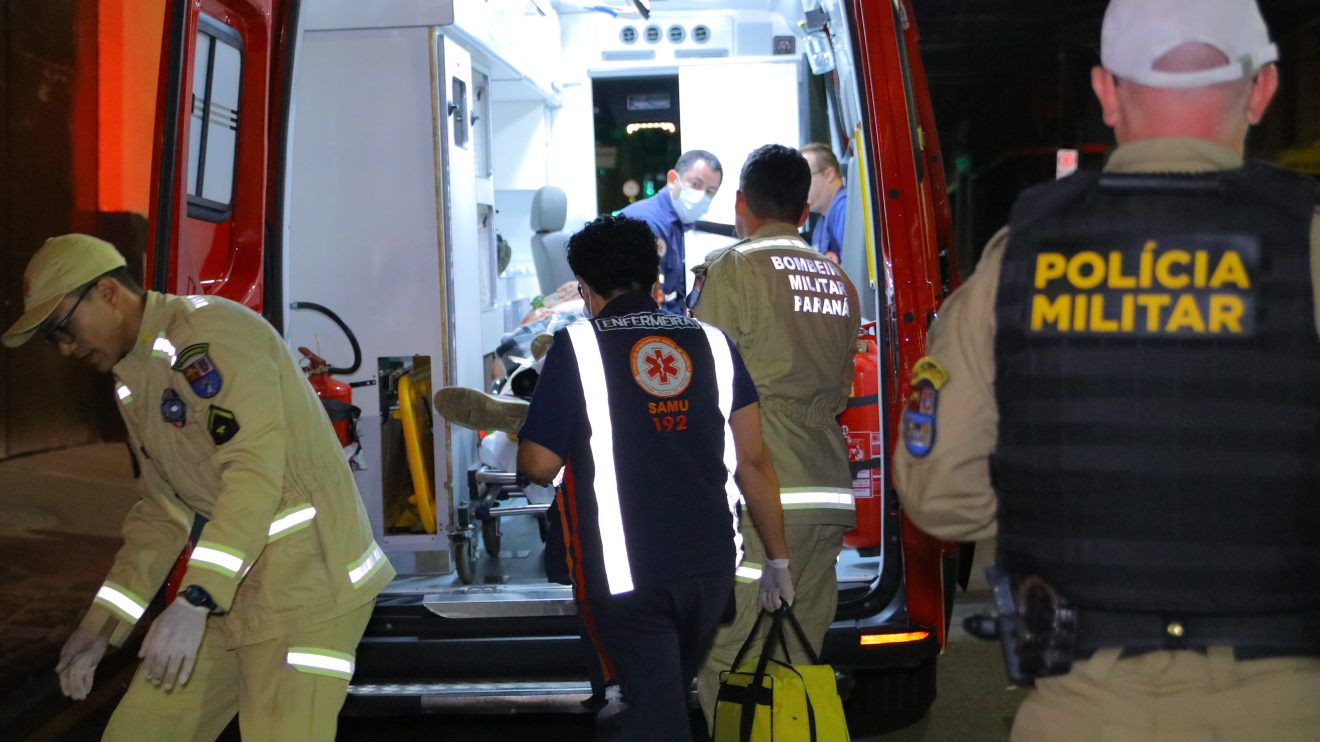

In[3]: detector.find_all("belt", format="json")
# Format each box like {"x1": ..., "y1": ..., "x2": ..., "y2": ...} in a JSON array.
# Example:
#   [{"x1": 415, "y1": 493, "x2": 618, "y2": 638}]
[
  {"x1": 1072, "y1": 608, "x2": 1320, "y2": 661},
  {"x1": 759, "y1": 398, "x2": 839, "y2": 426}
]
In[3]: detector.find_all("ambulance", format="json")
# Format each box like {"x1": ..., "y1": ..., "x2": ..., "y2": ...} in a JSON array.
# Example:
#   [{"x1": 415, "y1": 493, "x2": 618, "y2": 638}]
[{"x1": 147, "y1": 0, "x2": 961, "y2": 733}]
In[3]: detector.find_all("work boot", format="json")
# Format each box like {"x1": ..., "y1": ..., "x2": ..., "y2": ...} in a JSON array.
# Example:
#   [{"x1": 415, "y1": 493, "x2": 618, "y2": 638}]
[{"x1": 433, "y1": 387, "x2": 529, "y2": 433}]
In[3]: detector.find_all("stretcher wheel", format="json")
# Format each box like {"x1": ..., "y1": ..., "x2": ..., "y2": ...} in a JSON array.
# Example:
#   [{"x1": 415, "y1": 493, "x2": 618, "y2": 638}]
[
  {"x1": 482, "y1": 518, "x2": 502, "y2": 557},
  {"x1": 453, "y1": 535, "x2": 477, "y2": 584}
]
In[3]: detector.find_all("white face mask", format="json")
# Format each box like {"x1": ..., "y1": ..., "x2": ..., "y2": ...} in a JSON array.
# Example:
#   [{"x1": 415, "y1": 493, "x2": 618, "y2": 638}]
[{"x1": 672, "y1": 184, "x2": 712, "y2": 225}]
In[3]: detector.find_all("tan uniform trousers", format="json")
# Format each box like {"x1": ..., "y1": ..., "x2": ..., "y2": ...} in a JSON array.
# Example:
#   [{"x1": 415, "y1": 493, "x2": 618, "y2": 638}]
[
  {"x1": 103, "y1": 601, "x2": 372, "y2": 742},
  {"x1": 1012, "y1": 646, "x2": 1320, "y2": 742},
  {"x1": 696, "y1": 522, "x2": 847, "y2": 729}
]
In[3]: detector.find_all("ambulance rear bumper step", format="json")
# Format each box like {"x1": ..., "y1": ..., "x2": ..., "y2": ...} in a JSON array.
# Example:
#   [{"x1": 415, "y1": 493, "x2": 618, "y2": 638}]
[{"x1": 348, "y1": 679, "x2": 593, "y2": 714}]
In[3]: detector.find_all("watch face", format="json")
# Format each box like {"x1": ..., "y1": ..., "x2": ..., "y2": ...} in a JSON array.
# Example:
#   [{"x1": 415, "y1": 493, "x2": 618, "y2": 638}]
[{"x1": 183, "y1": 585, "x2": 215, "y2": 610}]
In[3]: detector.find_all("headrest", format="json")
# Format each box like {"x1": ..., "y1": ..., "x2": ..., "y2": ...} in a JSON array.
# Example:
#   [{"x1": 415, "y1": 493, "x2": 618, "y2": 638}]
[{"x1": 531, "y1": 186, "x2": 568, "y2": 233}]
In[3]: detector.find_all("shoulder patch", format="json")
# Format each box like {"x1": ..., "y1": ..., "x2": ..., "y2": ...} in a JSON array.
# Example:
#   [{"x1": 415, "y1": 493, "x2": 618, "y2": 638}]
[
  {"x1": 207, "y1": 406, "x2": 240, "y2": 445},
  {"x1": 901, "y1": 356, "x2": 948, "y2": 458},
  {"x1": 174, "y1": 343, "x2": 224, "y2": 398}
]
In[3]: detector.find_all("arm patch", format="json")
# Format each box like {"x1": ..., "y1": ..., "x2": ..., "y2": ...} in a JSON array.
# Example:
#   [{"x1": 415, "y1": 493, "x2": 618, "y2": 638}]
[
  {"x1": 901, "y1": 356, "x2": 948, "y2": 458},
  {"x1": 208, "y1": 406, "x2": 240, "y2": 445}
]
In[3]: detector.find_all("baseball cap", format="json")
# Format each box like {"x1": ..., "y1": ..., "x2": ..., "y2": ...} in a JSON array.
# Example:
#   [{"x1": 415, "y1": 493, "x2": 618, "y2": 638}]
[
  {"x1": 1101, "y1": 0, "x2": 1278, "y2": 89},
  {"x1": 3, "y1": 234, "x2": 127, "y2": 348}
]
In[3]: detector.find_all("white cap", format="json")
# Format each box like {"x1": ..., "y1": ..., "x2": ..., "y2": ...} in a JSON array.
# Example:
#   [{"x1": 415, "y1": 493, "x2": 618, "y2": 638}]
[{"x1": 1101, "y1": 0, "x2": 1277, "y2": 89}]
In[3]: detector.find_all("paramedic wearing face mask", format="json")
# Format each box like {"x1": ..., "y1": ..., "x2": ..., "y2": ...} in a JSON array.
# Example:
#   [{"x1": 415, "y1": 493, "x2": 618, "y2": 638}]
[{"x1": 620, "y1": 149, "x2": 724, "y2": 314}]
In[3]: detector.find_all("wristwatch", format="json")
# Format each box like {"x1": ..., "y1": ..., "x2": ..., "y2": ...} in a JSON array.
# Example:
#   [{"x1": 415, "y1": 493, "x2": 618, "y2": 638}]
[{"x1": 179, "y1": 584, "x2": 221, "y2": 614}]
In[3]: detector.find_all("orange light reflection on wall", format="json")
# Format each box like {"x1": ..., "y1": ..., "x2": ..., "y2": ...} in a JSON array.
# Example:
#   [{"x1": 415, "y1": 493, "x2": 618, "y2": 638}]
[{"x1": 98, "y1": 0, "x2": 166, "y2": 214}]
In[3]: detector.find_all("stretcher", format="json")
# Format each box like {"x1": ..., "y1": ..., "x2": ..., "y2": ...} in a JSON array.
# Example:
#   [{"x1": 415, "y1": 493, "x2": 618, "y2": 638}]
[{"x1": 452, "y1": 465, "x2": 553, "y2": 585}]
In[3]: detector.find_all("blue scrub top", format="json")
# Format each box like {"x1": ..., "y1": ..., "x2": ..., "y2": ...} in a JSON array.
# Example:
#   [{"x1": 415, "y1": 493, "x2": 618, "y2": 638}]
[{"x1": 812, "y1": 187, "x2": 847, "y2": 260}]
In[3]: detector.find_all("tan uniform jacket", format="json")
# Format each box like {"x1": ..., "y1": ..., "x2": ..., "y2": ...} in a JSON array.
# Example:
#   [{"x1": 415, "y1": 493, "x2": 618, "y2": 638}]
[
  {"x1": 893, "y1": 137, "x2": 1320, "y2": 542},
  {"x1": 80, "y1": 292, "x2": 394, "y2": 647},
  {"x1": 693, "y1": 223, "x2": 860, "y2": 526}
]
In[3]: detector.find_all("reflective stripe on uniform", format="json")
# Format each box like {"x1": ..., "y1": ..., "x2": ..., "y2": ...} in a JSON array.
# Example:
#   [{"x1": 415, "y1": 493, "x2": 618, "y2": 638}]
[
  {"x1": 286, "y1": 647, "x2": 355, "y2": 680},
  {"x1": 734, "y1": 238, "x2": 809, "y2": 254},
  {"x1": 151, "y1": 334, "x2": 177, "y2": 365},
  {"x1": 699, "y1": 322, "x2": 745, "y2": 568},
  {"x1": 94, "y1": 582, "x2": 147, "y2": 623},
  {"x1": 347, "y1": 542, "x2": 386, "y2": 586},
  {"x1": 780, "y1": 488, "x2": 855, "y2": 510},
  {"x1": 735, "y1": 562, "x2": 762, "y2": 583},
  {"x1": 188, "y1": 541, "x2": 245, "y2": 577},
  {"x1": 567, "y1": 322, "x2": 634, "y2": 596},
  {"x1": 115, "y1": 383, "x2": 133, "y2": 405},
  {"x1": 268, "y1": 505, "x2": 317, "y2": 542}
]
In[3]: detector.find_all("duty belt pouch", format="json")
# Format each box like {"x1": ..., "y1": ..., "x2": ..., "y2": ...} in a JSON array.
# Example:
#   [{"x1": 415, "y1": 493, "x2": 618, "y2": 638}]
[{"x1": 713, "y1": 605, "x2": 850, "y2": 742}]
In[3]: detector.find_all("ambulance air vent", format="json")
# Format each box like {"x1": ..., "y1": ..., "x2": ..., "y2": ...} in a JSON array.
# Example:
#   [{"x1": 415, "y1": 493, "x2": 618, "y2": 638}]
[
  {"x1": 645, "y1": 25, "x2": 662, "y2": 43},
  {"x1": 620, "y1": 26, "x2": 638, "y2": 44},
  {"x1": 668, "y1": 25, "x2": 686, "y2": 43},
  {"x1": 692, "y1": 25, "x2": 710, "y2": 43}
]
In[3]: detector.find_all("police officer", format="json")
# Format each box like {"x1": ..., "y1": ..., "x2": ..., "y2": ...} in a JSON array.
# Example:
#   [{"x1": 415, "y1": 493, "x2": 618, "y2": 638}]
[
  {"x1": 620, "y1": 149, "x2": 724, "y2": 313},
  {"x1": 691, "y1": 144, "x2": 861, "y2": 727},
  {"x1": 894, "y1": 1, "x2": 1320, "y2": 738},
  {"x1": 3, "y1": 235, "x2": 394, "y2": 741},
  {"x1": 516, "y1": 215, "x2": 792, "y2": 742}
]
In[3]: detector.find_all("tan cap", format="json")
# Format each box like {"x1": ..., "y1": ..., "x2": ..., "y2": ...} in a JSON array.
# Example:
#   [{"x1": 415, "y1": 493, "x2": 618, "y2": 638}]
[{"x1": 3, "y1": 234, "x2": 127, "y2": 348}]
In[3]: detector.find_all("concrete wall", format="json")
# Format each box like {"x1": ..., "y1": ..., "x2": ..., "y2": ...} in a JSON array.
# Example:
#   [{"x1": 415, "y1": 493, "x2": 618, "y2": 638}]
[{"x1": 0, "y1": 0, "x2": 160, "y2": 460}]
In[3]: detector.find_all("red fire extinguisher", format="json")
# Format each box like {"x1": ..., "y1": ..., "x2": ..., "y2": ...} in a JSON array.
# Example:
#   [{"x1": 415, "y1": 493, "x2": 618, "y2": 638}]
[
  {"x1": 301, "y1": 347, "x2": 356, "y2": 447},
  {"x1": 839, "y1": 322, "x2": 883, "y2": 549},
  {"x1": 291, "y1": 302, "x2": 363, "y2": 451}
]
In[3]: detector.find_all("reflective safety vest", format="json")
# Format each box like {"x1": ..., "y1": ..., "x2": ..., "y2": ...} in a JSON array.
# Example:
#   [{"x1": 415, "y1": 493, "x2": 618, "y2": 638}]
[
  {"x1": 994, "y1": 163, "x2": 1320, "y2": 615},
  {"x1": 564, "y1": 318, "x2": 742, "y2": 596}
]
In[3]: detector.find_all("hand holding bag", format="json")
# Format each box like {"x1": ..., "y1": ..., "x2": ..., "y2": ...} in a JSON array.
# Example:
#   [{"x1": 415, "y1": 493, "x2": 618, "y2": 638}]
[{"x1": 712, "y1": 604, "x2": 851, "y2": 741}]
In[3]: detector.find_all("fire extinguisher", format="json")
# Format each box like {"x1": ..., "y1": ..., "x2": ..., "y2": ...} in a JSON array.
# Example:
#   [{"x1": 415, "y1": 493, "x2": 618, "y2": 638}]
[
  {"x1": 839, "y1": 322, "x2": 883, "y2": 549},
  {"x1": 290, "y1": 301, "x2": 363, "y2": 452}
]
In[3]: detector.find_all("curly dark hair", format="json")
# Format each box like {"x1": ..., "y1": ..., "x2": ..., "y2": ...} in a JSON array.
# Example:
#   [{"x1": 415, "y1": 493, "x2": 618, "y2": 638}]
[
  {"x1": 566, "y1": 215, "x2": 661, "y2": 298},
  {"x1": 739, "y1": 144, "x2": 811, "y2": 224}
]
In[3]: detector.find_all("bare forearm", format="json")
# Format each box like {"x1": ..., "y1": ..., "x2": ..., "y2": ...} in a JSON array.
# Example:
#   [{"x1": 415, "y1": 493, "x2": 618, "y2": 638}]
[{"x1": 737, "y1": 454, "x2": 789, "y2": 561}]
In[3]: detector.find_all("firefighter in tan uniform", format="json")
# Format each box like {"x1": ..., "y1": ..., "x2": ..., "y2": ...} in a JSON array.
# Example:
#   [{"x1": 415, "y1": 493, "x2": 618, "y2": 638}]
[
  {"x1": 2, "y1": 235, "x2": 394, "y2": 741},
  {"x1": 692, "y1": 144, "x2": 860, "y2": 726},
  {"x1": 894, "y1": 1, "x2": 1320, "y2": 740}
]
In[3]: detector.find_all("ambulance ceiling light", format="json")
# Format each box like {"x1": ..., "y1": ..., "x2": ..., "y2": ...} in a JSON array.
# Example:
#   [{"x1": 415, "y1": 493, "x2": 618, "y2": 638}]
[{"x1": 626, "y1": 122, "x2": 677, "y2": 135}]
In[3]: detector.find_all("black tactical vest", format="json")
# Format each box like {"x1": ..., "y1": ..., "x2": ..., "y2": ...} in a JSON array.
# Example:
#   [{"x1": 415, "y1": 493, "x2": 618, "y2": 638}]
[{"x1": 993, "y1": 163, "x2": 1320, "y2": 615}]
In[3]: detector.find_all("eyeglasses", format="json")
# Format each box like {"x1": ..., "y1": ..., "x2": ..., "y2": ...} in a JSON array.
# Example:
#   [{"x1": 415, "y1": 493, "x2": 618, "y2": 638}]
[{"x1": 41, "y1": 283, "x2": 95, "y2": 345}]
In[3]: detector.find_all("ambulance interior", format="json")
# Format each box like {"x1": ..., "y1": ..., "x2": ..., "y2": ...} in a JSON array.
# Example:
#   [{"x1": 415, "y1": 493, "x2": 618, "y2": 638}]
[{"x1": 275, "y1": 0, "x2": 888, "y2": 607}]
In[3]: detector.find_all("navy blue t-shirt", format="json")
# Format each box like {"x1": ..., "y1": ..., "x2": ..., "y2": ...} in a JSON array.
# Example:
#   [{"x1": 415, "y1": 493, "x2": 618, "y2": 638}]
[{"x1": 519, "y1": 291, "x2": 758, "y2": 598}]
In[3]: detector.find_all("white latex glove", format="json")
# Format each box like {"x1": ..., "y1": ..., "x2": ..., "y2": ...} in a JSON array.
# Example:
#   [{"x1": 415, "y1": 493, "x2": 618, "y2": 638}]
[
  {"x1": 139, "y1": 600, "x2": 210, "y2": 691},
  {"x1": 759, "y1": 558, "x2": 795, "y2": 612},
  {"x1": 56, "y1": 627, "x2": 108, "y2": 701}
]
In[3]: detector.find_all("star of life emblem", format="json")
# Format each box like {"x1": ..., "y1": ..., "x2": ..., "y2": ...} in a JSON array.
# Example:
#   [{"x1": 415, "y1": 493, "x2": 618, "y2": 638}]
[{"x1": 629, "y1": 335, "x2": 693, "y2": 398}]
